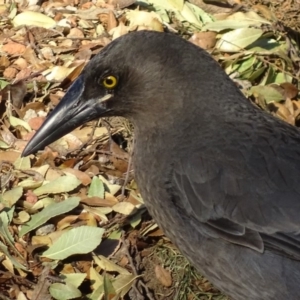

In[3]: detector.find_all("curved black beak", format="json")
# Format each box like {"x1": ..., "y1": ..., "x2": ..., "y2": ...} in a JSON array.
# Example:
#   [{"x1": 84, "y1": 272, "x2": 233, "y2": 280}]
[{"x1": 22, "y1": 75, "x2": 110, "y2": 157}]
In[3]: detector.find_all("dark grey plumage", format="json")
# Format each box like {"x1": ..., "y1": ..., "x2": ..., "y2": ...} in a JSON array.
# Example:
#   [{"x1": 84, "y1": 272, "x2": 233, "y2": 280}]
[{"x1": 23, "y1": 31, "x2": 300, "y2": 299}]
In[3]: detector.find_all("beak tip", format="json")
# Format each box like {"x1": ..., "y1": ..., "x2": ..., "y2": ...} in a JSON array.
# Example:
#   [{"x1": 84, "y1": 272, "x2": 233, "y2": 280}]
[
  {"x1": 21, "y1": 148, "x2": 31, "y2": 158},
  {"x1": 22, "y1": 142, "x2": 39, "y2": 157}
]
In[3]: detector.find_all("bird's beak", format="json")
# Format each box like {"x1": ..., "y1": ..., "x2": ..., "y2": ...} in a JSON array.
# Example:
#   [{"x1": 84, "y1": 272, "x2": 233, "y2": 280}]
[{"x1": 22, "y1": 75, "x2": 111, "y2": 157}]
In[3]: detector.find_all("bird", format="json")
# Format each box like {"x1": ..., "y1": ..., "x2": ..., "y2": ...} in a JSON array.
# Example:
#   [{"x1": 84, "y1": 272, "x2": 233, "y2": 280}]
[{"x1": 22, "y1": 31, "x2": 300, "y2": 300}]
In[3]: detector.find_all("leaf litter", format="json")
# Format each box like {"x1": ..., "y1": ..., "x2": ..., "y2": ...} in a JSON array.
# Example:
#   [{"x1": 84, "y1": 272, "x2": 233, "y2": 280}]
[{"x1": 1, "y1": 0, "x2": 300, "y2": 299}]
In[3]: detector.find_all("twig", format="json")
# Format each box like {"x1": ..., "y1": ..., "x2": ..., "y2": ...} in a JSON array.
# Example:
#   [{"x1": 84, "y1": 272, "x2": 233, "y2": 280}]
[
  {"x1": 121, "y1": 142, "x2": 133, "y2": 196},
  {"x1": 12, "y1": 68, "x2": 48, "y2": 85},
  {"x1": 121, "y1": 233, "x2": 156, "y2": 300}
]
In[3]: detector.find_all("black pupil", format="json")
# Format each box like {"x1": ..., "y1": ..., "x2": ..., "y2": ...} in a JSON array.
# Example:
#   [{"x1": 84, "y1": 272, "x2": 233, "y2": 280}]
[{"x1": 106, "y1": 78, "x2": 114, "y2": 86}]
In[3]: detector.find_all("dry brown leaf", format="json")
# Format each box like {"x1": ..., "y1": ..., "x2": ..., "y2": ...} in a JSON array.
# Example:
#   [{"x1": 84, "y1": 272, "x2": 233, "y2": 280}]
[
  {"x1": 113, "y1": 202, "x2": 135, "y2": 215},
  {"x1": 63, "y1": 133, "x2": 83, "y2": 150},
  {"x1": 126, "y1": 10, "x2": 163, "y2": 32},
  {"x1": 28, "y1": 117, "x2": 46, "y2": 131},
  {"x1": 41, "y1": 47, "x2": 54, "y2": 60},
  {"x1": 99, "y1": 13, "x2": 109, "y2": 27},
  {"x1": 154, "y1": 265, "x2": 172, "y2": 287},
  {"x1": 77, "y1": 7, "x2": 107, "y2": 20},
  {"x1": 49, "y1": 92, "x2": 63, "y2": 106},
  {"x1": 147, "y1": 228, "x2": 164, "y2": 237},
  {"x1": 59, "y1": 39, "x2": 73, "y2": 48},
  {"x1": 32, "y1": 235, "x2": 52, "y2": 246},
  {"x1": 3, "y1": 67, "x2": 17, "y2": 80},
  {"x1": 107, "y1": 10, "x2": 118, "y2": 32},
  {"x1": 272, "y1": 102, "x2": 294, "y2": 125},
  {"x1": 21, "y1": 131, "x2": 36, "y2": 143},
  {"x1": 109, "y1": 21, "x2": 129, "y2": 40},
  {"x1": 60, "y1": 61, "x2": 86, "y2": 88},
  {"x1": 85, "y1": 165, "x2": 100, "y2": 177},
  {"x1": 81, "y1": 2, "x2": 94, "y2": 9},
  {"x1": 105, "y1": 192, "x2": 119, "y2": 203},
  {"x1": 63, "y1": 168, "x2": 92, "y2": 186},
  {"x1": 1, "y1": 125, "x2": 16, "y2": 145},
  {"x1": 118, "y1": 255, "x2": 129, "y2": 267},
  {"x1": 72, "y1": 126, "x2": 108, "y2": 143},
  {"x1": 74, "y1": 48, "x2": 92, "y2": 61},
  {"x1": 2, "y1": 42, "x2": 26, "y2": 55},
  {"x1": 189, "y1": 0, "x2": 232, "y2": 15},
  {"x1": 43, "y1": 66, "x2": 76, "y2": 81},
  {"x1": 252, "y1": 4, "x2": 276, "y2": 21},
  {"x1": 59, "y1": 158, "x2": 77, "y2": 169},
  {"x1": 127, "y1": 193, "x2": 142, "y2": 206},
  {"x1": 14, "y1": 57, "x2": 28, "y2": 69},
  {"x1": 108, "y1": 0, "x2": 136, "y2": 9},
  {"x1": 0, "y1": 56, "x2": 10, "y2": 68},
  {"x1": 68, "y1": 28, "x2": 85, "y2": 38},
  {"x1": 22, "y1": 47, "x2": 44, "y2": 70},
  {"x1": 0, "y1": 151, "x2": 20, "y2": 163},
  {"x1": 189, "y1": 31, "x2": 217, "y2": 49},
  {"x1": 285, "y1": 98, "x2": 294, "y2": 115},
  {"x1": 80, "y1": 196, "x2": 118, "y2": 207},
  {"x1": 56, "y1": 215, "x2": 79, "y2": 230},
  {"x1": 60, "y1": 263, "x2": 75, "y2": 274},
  {"x1": 280, "y1": 82, "x2": 298, "y2": 100},
  {"x1": 80, "y1": 211, "x2": 98, "y2": 227},
  {"x1": 25, "y1": 190, "x2": 38, "y2": 204},
  {"x1": 15, "y1": 68, "x2": 32, "y2": 82}
]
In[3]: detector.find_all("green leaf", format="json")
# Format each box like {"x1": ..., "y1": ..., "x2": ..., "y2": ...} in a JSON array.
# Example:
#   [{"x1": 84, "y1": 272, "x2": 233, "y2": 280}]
[
  {"x1": 88, "y1": 176, "x2": 105, "y2": 198},
  {"x1": 185, "y1": 2, "x2": 213, "y2": 24},
  {"x1": 1, "y1": 186, "x2": 23, "y2": 207},
  {"x1": 216, "y1": 28, "x2": 263, "y2": 52},
  {"x1": 0, "y1": 241, "x2": 27, "y2": 270},
  {"x1": 13, "y1": 156, "x2": 31, "y2": 170},
  {"x1": 260, "y1": 66, "x2": 275, "y2": 86},
  {"x1": 93, "y1": 254, "x2": 130, "y2": 275},
  {"x1": 42, "y1": 226, "x2": 105, "y2": 260},
  {"x1": 274, "y1": 72, "x2": 292, "y2": 84},
  {"x1": 0, "y1": 211, "x2": 15, "y2": 248},
  {"x1": 0, "y1": 79, "x2": 9, "y2": 90},
  {"x1": 49, "y1": 282, "x2": 81, "y2": 300},
  {"x1": 113, "y1": 274, "x2": 138, "y2": 297},
  {"x1": 180, "y1": 2, "x2": 203, "y2": 27},
  {"x1": 129, "y1": 211, "x2": 142, "y2": 228},
  {"x1": 251, "y1": 85, "x2": 284, "y2": 103},
  {"x1": 248, "y1": 66, "x2": 267, "y2": 82},
  {"x1": 148, "y1": 0, "x2": 184, "y2": 11},
  {"x1": 60, "y1": 273, "x2": 87, "y2": 288},
  {"x1": 0, "y1": 140, "x2": 10, "y2": 149},
  {"x1": 203, "y1": 11, "x2": 270, "y2": 32},
  {"x1": 9, "y1": 116, "x2": 31, "y2": 132},
  {"x1": 237, "y1": 56, "x2": 256, "y2": 74},
  {"x1": 19, "y1": 197, "x2": 80, "y2": 236},
  {"x1": 151, "y1": 5, "x2": 169, "y2": 23},
  {"x1": 247, "y1": 38, "x2": 282, "y2": 52},
  {"x1": 33, "y1": 175, "x2": 81, "y2": 196},
  {"x1": 89, "y1": 284, "x2": 104, "y2": 300},
  {"x1": 103, "y1": 273, "x2": 116, "y2": 300}
]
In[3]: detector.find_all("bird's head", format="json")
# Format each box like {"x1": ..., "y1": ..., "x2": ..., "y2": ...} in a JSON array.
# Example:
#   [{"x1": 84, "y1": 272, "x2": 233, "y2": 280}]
[{"x1": 22, "y1": 30, "x2": 230, "y2": 157}]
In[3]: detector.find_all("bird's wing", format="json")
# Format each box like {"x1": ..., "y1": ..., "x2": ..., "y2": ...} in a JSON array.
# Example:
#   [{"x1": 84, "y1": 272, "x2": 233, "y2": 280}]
[{"x1": 173, "y1": 123, "x2": 300, "y2": 258}]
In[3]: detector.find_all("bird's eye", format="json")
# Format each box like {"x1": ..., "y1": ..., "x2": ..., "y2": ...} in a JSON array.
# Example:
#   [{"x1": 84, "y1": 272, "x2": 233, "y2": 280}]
[{"x1": 102, "y1": 75, "x2": 118, "y2": 89}]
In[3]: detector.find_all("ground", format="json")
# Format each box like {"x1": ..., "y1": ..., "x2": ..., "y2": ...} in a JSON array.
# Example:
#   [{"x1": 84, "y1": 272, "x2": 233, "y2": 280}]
[{"x1": 0, "y1": 0, "x2": 300, "y2": 299}]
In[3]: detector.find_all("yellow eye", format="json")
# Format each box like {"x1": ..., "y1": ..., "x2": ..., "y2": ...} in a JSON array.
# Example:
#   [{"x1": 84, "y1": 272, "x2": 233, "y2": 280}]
[{"x1": 102, "y1": 75, "x2": 118, "y2": 89}]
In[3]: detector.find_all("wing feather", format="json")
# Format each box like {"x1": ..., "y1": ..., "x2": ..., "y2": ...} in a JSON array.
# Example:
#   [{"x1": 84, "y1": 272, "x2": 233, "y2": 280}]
[{"x1": 172, "y1": 120, "x2": 300, "y2": 258}]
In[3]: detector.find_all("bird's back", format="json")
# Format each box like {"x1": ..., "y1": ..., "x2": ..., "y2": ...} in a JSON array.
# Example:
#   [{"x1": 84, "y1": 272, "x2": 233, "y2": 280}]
[{"x1": 133, "y1": 92, "x2": 300, "y2": 299}]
